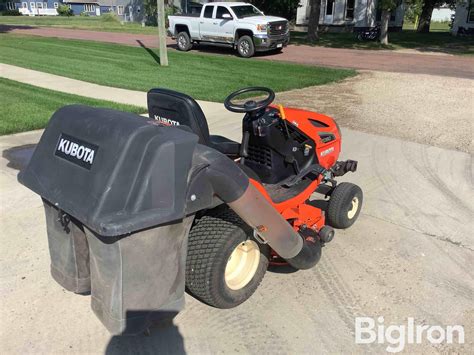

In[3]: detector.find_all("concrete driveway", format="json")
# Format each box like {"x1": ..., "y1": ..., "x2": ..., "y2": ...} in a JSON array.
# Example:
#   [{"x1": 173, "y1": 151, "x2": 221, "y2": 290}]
[{"x1": 1, "y1": 118, "x2": 472, "y2": 353}]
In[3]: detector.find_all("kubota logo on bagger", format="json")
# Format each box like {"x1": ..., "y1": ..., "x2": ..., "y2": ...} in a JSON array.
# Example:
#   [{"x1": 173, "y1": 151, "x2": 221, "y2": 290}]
[
  {"x1": 154, "y1": 114, "x2": 180, "y2": 126},
  {"x1": 55, "y1": 134, "x2": 98, "y2": 170}
]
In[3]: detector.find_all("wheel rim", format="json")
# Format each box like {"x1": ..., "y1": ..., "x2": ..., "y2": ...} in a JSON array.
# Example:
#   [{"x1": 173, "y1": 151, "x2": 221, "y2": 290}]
[
  {"x1": 225, "y1": 240, "x2": 260, "y2": 290},
  {"x1": 178, "y1": 35, "x2": 187, "y2": 49},
  {"x1": 239, "y1": 40, "x2": 250, "y2": 56},
  {"x1": 347, "y1": 196, "x2": 359, "y2": 219}
]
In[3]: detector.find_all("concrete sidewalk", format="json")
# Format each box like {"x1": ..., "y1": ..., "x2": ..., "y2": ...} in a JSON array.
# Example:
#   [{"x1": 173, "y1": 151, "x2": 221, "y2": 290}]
[{"x1": 0, "y1": 63, "x2": 244, "y2": 137}]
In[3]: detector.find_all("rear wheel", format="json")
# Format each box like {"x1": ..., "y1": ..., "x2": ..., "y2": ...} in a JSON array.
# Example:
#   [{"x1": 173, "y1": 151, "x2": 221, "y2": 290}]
[
  {"x1": 236, "y1": 35, "x2": 255, "y2": 58},
  {"x1": 186, "y1": 206, "x2": 269, "y2": 308},
  {"x1": 327, "y1": 182, "x2": 363, "y2": 229},
  {"x1": 176, "y1": 31, "x2": 192, "y2": 51}
]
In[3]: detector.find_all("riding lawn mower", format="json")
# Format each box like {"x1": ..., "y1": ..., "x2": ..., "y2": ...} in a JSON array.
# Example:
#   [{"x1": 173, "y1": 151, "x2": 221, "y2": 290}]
[{"x1": 19, "y1": 87, "x2": 362, "y2": 334}]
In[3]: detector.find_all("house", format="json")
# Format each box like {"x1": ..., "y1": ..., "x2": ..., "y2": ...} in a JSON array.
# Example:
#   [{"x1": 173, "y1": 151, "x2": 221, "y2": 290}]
[
  {"x1": 451, "y1": 0, "x2": 474, "y2": 34},
  {"x1": 295, "y1": 0, "x2": 405, "y2": 31},
  {"x1": 3, "y1": 0, "x2": 144, "y2": 21},
  {"x1": 62, "y1": 0, "x2": 145, "y2": 21},
  {"x1": 4, "y1": 0, "x2": 61, "y2": 16}
]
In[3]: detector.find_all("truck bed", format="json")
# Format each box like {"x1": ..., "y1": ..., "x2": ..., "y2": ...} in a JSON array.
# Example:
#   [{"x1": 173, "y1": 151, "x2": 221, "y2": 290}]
[{"x1": 170, "y1": 13, "x2": 200, "y2": 18}]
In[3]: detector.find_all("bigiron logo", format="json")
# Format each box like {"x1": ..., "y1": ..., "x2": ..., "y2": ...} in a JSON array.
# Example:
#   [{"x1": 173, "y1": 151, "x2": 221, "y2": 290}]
[
  {"x1": 55, "y1": 134, "x2": 98, "y2": 170},
  {"x1": 154, "y1": 114, "x2": 180, "y2": 126}
]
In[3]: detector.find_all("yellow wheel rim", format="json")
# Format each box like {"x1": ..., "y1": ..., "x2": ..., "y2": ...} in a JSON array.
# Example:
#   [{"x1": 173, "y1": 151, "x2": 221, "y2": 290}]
[
  {"x1": 225, "y1": 240, "x2": 260, "y2": 290},
  {"x1": 347, "y1": 196, "x2": 359, "y2": 219}
]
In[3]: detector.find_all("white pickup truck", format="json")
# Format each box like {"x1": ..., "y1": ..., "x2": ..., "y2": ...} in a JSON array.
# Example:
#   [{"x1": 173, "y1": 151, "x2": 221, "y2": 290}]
[{"x1": 168, "y1": 2, "x2": 289, "y2": 58}]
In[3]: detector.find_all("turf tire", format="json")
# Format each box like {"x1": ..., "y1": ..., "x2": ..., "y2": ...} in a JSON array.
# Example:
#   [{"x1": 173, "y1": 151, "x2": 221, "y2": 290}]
[
  {"x1": 327, "y1": 182, "x2": 363, "y2": 229},
  {"x1": 185, "y1": 206, "x2": 269, "y2": 309}
]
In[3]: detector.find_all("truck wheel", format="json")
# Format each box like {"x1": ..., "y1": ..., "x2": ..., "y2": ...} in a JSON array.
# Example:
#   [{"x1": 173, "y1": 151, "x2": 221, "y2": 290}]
[
  {"x1": 186, "y1": 206, "x2": 269, "y2": 309},
  {"x1": 326, "y1": 182, "x2": 363, "y2": 229},
  {"x1": 176, "y1": 31, "x2": 192, "y2": 51},
  {"x1": 236, "y1": 35, "x2": 255, "y2": 58}
]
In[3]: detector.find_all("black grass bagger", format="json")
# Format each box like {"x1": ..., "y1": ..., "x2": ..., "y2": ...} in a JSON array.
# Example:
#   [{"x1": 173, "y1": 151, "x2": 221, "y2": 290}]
[{"x1": 19, "y1": 87, "x2": 362, "y2": 334}]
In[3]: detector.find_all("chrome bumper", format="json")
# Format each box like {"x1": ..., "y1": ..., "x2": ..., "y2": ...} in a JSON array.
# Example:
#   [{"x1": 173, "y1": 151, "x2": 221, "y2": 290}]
[{"x1": 253, "y1": 32, "x2": 290, "y2": 51}]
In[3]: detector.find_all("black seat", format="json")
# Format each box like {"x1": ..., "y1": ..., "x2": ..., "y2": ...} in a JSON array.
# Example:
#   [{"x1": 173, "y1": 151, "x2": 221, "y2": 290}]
[{"x1": 147, "y1": 88, "x2": 240, "y2": 158}]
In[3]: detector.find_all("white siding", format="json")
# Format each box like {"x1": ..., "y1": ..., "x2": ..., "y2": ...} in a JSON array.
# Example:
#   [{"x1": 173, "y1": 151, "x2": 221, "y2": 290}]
[
  {"x1": 452, "y1": 0, "x2": 473, "y2": 33},
  {"x1": 296, "y1": 0, "x2": 403, "y2": 27}
]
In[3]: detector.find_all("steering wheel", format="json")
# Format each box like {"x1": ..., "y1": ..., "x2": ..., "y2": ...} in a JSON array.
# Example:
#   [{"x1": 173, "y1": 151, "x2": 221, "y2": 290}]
[{"x1": 224, "y1": 87, "x2": 275, "y2": 114}]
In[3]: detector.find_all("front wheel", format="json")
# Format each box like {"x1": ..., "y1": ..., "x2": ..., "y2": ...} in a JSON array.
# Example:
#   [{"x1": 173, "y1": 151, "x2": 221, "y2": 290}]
[
  {"x1": 326, "y1": 182, "x2": 363, "y2": 229},
  {"x1": 176, "y1": 31, "x2": 192, "y2": 51},
  {"x1": 186, "y1": 207, "x2": 269, "y2": 309},
  {"x1": 236, "y1": 35, "x2": 255, "y2": 58}
]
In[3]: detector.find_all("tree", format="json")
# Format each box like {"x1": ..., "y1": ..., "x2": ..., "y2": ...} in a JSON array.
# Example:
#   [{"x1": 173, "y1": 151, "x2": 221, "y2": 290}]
[
  {"x1": 307, "y1": 0, "x2": 322, "y2": 43},
  {"x1": 249, "y1": 0, "x2": 301, "y2": 21},
  {"x1": 414, "y1": 0, "x2": 456, "y2": 32},
  {"x1": 378, "y1": 0, "x2": 400, "y2": 45}
]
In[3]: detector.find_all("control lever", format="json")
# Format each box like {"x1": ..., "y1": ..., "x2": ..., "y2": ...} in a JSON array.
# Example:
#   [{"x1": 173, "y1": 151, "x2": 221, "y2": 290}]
[
  {"x1": 283, "y1": 163, "x2": 327, "y2": 187},
  {"x1": 240, "y1": 131, "x2": 250, "y2": 164}
]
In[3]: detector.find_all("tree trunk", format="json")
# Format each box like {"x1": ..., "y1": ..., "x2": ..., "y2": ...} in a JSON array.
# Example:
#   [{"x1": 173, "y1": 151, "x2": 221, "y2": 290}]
[
  {"x1": 307, "y1": 0, "x2": 321, "y2": 43},
  {"x1": 380, "y1": 10, "x2": 390, "y2": 45},
  {"x1": 417, "y1": 1, "x2": 434, "y2": 33}
]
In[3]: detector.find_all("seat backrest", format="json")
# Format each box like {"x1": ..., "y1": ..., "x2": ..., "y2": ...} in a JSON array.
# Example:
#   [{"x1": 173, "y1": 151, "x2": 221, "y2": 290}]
[{"x1": 147, "y1": 88, "x2": 210, "y2": 145}]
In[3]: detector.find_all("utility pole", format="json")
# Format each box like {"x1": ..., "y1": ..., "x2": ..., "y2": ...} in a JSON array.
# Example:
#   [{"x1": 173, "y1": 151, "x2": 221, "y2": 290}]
[{"x1": 157, "y1": 0, "x2": 169, "y2": 66}]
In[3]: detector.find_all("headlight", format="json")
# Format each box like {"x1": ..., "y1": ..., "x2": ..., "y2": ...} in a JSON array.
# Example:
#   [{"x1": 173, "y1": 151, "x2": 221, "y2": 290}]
[{"x1": 256, "y1": 24, "x2": 267, "y2": 31}]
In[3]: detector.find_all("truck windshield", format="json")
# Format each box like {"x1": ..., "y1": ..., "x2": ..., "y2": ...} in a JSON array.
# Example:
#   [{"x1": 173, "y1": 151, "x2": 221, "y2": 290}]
[{"x1": 231, "y1": 5, "x2": 262, "y2": 18}]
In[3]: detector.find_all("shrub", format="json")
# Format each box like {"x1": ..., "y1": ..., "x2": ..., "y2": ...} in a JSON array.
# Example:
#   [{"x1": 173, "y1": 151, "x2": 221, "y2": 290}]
[
  {"x1": 79, "y1": 11, "x2": 90, "y2": 17},
  {"x1": 1, "y1": 9, "x2": 21, "y2": 16},
  {"x1": 101, "y1": 12, "x2": 119, "y2": 22},
  {"x1": 57, "y1": 4, "x2": 73, "y2": 16}
]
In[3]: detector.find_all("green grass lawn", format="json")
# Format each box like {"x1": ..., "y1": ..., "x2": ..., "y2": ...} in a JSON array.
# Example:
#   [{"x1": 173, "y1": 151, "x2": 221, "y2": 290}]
[
  {"x1": 0, "y1": 34, "x2": 356, "y2": 102},
  {"x1": 0, "y1": 15, "x2": 158, "y2": 34},
  {"x1": 0, "y1": 78, "x2": 146, "y2": 135},
  {"x1": 402, "y1": 21, "x2": 450, "y2": 32},
  {"x1": 290, "y1": 29, "x2": 474, "y2": 55}
]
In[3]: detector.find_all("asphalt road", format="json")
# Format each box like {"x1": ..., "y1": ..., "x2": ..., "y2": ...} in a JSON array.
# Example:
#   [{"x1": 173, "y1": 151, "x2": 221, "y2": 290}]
[
  {"x1": 1, "y1": 124, "x2": 472, "y2": 354},
  {"x1": 1, "y1": 25, "x2": 473, "y2": 78}
]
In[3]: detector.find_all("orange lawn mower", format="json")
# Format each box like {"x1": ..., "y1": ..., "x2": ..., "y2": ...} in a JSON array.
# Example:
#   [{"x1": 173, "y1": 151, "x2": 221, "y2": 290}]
[{"x1": 19, "y1": 86, "x2": 362, "y2": 334}]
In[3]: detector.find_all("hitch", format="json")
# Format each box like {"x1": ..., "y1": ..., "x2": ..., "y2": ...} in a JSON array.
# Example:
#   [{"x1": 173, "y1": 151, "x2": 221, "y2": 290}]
[{"x1": 331, "y1": 160, "x2": 358, "y2": 177}]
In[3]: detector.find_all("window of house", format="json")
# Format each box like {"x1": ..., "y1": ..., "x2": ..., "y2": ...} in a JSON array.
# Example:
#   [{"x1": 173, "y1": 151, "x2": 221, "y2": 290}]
[
  {"x1": 43, "y1": 2, "x2": 47, "y2": 8},
  {"x1": 326, "y1": 0, "x2": 334, "y2": 15},
  {"x1": 22, "y1": 2, "x2": 27, "y2": 8},
  {"x1": 216, "y1": 6, "x2": 232, "y2": 19},
  {"x1": 117, "y1": 5, "x2": 123, "y2": 15},
  {"x1": 36, "y1": 2, "x2": 43, "y2": 9},
  {"x1": 468, "y1": 1, "x2": 474, "y2": 22},
  {"x1": 345, "y1": 0, "x2": 355, "y2": 20},
  {"x1": 53, "y1": 2, "x2": 58, "y2": 8},
  {"x1": 203, "y1": 5, "x2": 214, "y2": 18},
  {"x1": 7, "y1": 2, "x2": 15, "y2": 10},
  {"x1": 84, "y1": 4, "x2": 95, "y2": 12},
  {"x1": 30, "y1": 2, "x2": 35, "y2": 8}
]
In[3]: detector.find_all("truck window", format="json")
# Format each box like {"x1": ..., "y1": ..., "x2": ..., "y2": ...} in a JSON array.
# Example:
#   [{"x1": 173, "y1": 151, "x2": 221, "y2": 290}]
[
  {"x1": 203, "y1": 5, "x2": 214, "y2": 18},
  {"x1": 231, "y1": 5, "x2": 262, "y2": 19},
  {"x1": 216, "y1": 6, "x2": 232, "y2": 19}
]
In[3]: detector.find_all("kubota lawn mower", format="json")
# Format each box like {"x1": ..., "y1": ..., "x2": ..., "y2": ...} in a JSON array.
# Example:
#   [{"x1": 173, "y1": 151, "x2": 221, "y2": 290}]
[{"x1": 19, "y1": 87, "x2": 362, "y2": 334}]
